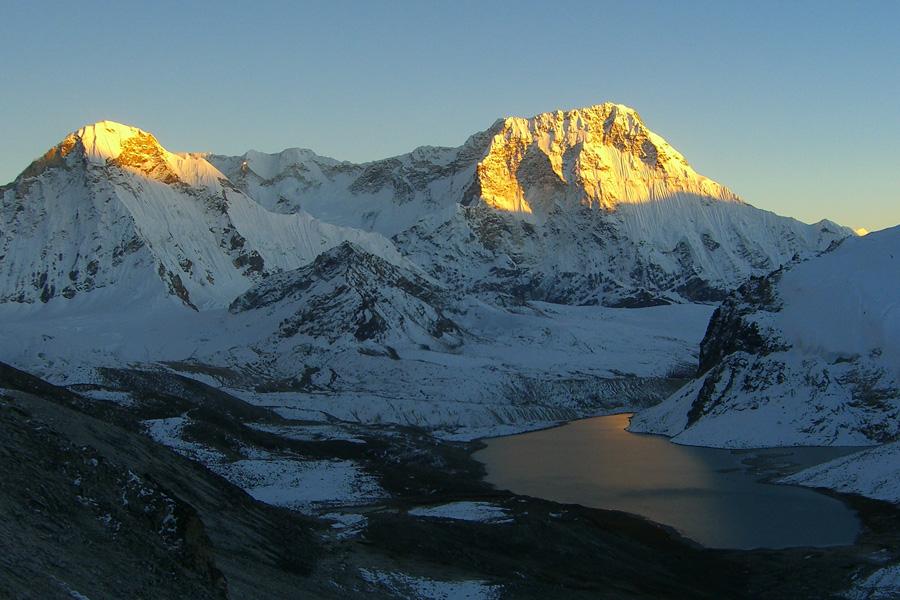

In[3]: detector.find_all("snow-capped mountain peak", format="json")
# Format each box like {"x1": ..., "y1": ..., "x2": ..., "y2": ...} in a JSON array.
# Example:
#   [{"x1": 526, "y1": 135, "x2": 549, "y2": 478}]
[
  {"x1": 73, "y1": 120, "x2": 152, "y2": 163},
  {"x1": 202, "y1": 102, "x2": 850, "y2": 306},
  {"x1": 1, "y1": 106, "x2": 854, "y2": 314},
  {"x1": 0, "y1": 121, "x2": 407, "y2": 309},
  {"x1": 471, "y1": 103, "x2": 739, "y2": 218},
  {"x1": 19, "y1": 120, "x2": 228, "y2": 189},
  {"x1": 0, "y1": 105, "x2": 875, "y2": 454}
]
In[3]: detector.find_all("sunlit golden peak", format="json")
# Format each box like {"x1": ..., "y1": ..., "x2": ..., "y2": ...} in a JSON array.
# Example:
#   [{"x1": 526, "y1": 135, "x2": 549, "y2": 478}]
[
  {"x1": 473, "y1": 102, "x2": 740, "y2": 217},
  {"x1": 13, "y1": 120, "x2": 228, "y2": 189},
  {"x1": 504, "y1": 102, "x2": 643, "y2": 125},
  {"x1": 73, "y1": 121, "x2": 158, "y2": 162}
]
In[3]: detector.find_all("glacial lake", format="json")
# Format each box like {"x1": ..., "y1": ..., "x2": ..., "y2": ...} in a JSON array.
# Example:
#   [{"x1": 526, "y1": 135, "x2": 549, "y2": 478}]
[{"x1": 474, "y1": 414, "x2": 863, "y2": 549}]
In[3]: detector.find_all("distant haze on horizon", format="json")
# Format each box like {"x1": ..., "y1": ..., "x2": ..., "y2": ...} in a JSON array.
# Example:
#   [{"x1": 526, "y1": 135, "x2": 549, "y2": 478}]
[{"x1": 2, "y1": 1, "x2": 898, "y2": 232}]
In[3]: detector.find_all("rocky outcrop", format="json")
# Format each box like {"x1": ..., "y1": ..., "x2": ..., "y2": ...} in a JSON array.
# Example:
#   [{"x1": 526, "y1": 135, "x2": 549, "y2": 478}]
[
  {"x1": 697, "y1": 273, "x2": 787, "y2": 374},
  {"x1": 630, "y1": 228, "x2": 900, "y2": 447},
  {"x1": 230, "y1": 242, "x2": 462, "y2": 348}
]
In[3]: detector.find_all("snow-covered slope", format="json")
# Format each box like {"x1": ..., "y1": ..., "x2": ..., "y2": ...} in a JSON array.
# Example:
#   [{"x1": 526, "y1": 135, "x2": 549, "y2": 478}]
[
  {"x1": 207, "y1": 140, "x2": 487, "y2": 236},
  {"x1": 778, "y1": 438, "x2": 900, "y2": 599},
  {"x1": 212, "y1": 103, "x2": 850, "y2": 305},
  {"x1": 0, "y1": 282, "x2": 714, "y2": 435},
  {"x1": 0, "y1": 121, "x2": 404, "y2": 310},
  {"x1": 781, "y1": 442, "x2": 900, "y2": 504},
  {"x1": 631, "y1": 226, "x2": 900, "y2": 447},
  {"x1": 228, "y1": 242, "x2": 463, "y2": 350},
  {"x1": 0, "y1": 108, "x2": 860, "y2": 434}
]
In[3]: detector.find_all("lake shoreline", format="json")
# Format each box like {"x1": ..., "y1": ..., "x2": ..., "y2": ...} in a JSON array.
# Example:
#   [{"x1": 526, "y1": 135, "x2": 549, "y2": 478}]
[
  {"x1": 449, "y1": 414, "x2": 900, "y2": 596},
  {"x1": 472, "y1": 413, "x2": 867, "y2": 550}
]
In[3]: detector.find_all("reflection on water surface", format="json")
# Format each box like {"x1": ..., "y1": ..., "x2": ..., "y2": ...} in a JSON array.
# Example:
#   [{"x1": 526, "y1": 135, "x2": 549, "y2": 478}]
[{"x1": 475, "y1": 414, "x2": 861, "y2": 549}]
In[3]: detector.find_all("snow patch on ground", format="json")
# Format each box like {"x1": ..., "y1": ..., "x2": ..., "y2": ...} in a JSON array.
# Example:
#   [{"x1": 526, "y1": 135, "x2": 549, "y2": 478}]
[
  {"x1": 433, "y1": 420, "x2": 563, "y2": 442},
  {"x1": 143, "y1": 416, "x2": 224, "y2": 464},
  {"x1": 77, "y1": 389, "x2": 134, "y2": 406},
  {"x1": 142, "y1": 416, "x2": 383, "y2": 513},
  {"x1": 248, "y1": 422, "x2": 366, "y2": 444},
  {"x1": 843, "y1": 564, "x2": 900, "y2": 600},
  {"x1": 359, "y1": 569, "x2": 502, "y2": 600},
  {"x1": 217, "y1": 458, "x2": 383, "y2": 512},
  {"x1": 408, "y1": 502, "x2": 512, "y2": 524},
  {"x1": 322, "y1": 512, "x2": 368, "y2": 540},
  {"x1": 781, "y1": 442, "x2": 900, "y2": 504}
]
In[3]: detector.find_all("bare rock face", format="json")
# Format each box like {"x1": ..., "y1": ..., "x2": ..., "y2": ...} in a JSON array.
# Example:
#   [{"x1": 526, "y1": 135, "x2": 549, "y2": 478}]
[
  {"x1": 230, "y1": 242, "x2": 462, "y2": 349},
  {"x1": 108, "y1": 131, "x2": 181, "y2": 184},
  {"x1": 697, "y1": 273, "x2": 788, "y2": 375}
]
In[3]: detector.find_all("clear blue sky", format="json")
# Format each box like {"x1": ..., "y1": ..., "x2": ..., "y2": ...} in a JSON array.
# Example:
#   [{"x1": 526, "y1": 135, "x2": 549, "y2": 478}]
[{"x1": 2, "y1": 1, "x2": 898, "y2": 231}]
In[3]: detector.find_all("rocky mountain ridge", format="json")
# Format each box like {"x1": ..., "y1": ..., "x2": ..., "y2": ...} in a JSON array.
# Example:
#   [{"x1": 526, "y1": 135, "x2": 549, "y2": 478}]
[
  {"x1": 209, "y1": 103, "x2": 851, "y2": 306},
  {"x1": 0, "y1": 122, "x2": 406, "y2": 309},
  {"x1": 630, "y1": 226, "x2": 900, "y2": 447},
  {"x1": 0, "y1": 104, "x2": 858, "y2": 435}
]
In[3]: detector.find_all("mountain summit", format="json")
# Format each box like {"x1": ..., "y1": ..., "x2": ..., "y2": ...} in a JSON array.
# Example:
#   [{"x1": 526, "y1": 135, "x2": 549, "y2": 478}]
[
  {"x1": 203, "y1": 102, "x2": 849, "y2": 305},
  {"x1": 66, "y1": 121, "x2": 154, "y2": 163},
  {"x1": 469, "y1": 103, "x2": 739, "y2": 217},
  {"x1": 0, "y1": 122, "x2": 405, "y2": 308},
  {"x1": 0, "y1": 103, "x2": 863, "y2": 442},
  {"x1": 2, "y1": 104, "x2": 850, "y2": 312}
]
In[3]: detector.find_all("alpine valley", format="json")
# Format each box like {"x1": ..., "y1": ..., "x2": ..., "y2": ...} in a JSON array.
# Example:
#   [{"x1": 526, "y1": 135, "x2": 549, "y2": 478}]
[{"x1": 2, "y1": 104, "x2": 898, "y2": 599}]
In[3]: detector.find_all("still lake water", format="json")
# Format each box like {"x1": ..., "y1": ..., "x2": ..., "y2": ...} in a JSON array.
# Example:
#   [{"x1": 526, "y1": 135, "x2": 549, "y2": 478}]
[{"x1": 474, "y1": 414, "x2": 863, "y2": 549}]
